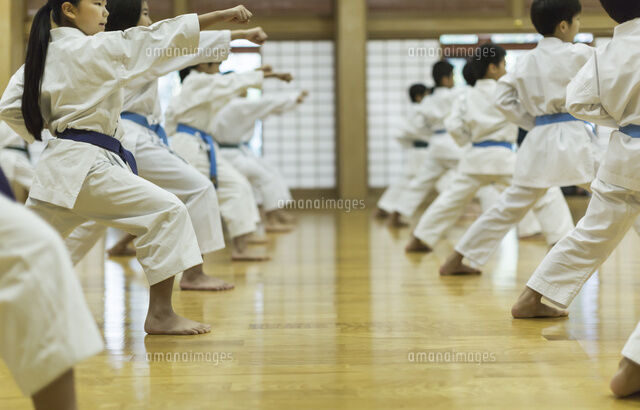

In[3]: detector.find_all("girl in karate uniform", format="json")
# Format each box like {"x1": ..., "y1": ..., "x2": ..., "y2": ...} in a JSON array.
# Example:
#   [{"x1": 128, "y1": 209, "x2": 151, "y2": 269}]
[
  {"x1": 66, "y1": 0, "x2": 268, "y2": 268},
  {"x1": 0, "y1": 169, "x2": 104, "y2": 409},
  {"x1": 0, "y1": 0, "x2": 253, "y2": 335},
  {"x1": 215, "y1": 90, "x2": 309, "y2": 224},
  {"x1": 167, "y1": 63, "x2": 294, "y2": 259}
]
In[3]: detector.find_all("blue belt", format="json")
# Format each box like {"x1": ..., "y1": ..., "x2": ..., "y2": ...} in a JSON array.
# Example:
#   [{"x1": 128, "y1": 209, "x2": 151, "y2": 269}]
[
  {"x1": 535, "y1": 113, "x2": 583, "y2": 127},
  {"x1": 472, "y1": 141, "x2": 514, "y2": 149},
  {"x1": 619, "y1": 124, "x2": 640, "y2": 138},
  {"x1": 57, "y1": 129, "x2": 138, "y2": 175},
  {"x1": 121, "y1": 112, "x2": 169, "y2": 145},
  {"x1": 413, "y1": 141, "x2": 429, "y2": 148},
  {"x1": 0, "y1": 166, "x2": 15, "y2": 201},
  {"x1": 434, "y1": 129, "x2": 447, "y2": 135},
  {"x1": 177, "y1": 124, "x2": 218, "y2": 183}
]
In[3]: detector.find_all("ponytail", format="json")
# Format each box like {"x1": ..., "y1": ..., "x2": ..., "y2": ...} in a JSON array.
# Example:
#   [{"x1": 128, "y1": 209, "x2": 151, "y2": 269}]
[{"x1": 22, "y1": 0, "x2": 79, "y2": 141}]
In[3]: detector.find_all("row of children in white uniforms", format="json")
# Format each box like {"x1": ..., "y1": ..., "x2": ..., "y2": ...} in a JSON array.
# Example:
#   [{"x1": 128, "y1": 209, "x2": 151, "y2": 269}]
[
  {"x1": 424, "y1": 0, "x2": 640, "y2": 398},
  {"x1": 377, "y1": 61, "x2": 567, "y2": 243},
  {"x1": 405, "y1": 46, "x2": 574, "y2": 256},
  {"x1": 0, "y1": 1, "x2": 280, "y2": 406}
]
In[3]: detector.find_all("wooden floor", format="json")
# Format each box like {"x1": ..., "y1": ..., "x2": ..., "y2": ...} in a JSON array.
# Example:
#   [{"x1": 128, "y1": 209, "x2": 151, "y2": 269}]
[{"x1": 2, "y1": 200, "x2": 640, "y2": 409}]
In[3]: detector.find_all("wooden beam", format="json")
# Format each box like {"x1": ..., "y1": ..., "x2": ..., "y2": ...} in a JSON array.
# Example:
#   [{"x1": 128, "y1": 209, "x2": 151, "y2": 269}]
[
  {"x1": 0, "y1": 0, "x2": 25, "y2": 93},
  {"x1": 336, "y1": 0, "x2": 368, "y2": 199},
  {"x1": 368, "y1": 13, "x2": 616, "y2": 39},
  {"x1": 205, "y1": 16, "x2": 334, "y2": 41}
]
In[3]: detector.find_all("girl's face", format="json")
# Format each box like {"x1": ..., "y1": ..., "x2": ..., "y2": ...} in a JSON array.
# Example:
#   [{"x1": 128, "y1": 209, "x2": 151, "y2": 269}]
[
  {"x1": 62, "y1": 0, "x2": 109, "y2": 35},
  {"x1": 138, "y1": 1, "x2": 152, "y2": 27}
]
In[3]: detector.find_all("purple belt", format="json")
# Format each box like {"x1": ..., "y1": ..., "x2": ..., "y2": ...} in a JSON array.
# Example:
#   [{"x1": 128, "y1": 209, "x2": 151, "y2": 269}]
[{"x1": 57, "y1": 129, "x2": 138, "y2": 175}]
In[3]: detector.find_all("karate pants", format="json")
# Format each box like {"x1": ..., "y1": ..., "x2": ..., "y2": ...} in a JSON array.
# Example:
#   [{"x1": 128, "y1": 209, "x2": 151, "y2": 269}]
[
  {"x1": 27, "y1": 152, "x2": 203, "y2": 286},
  {"x1": 377, "y1": 147, "x2": 431, "y2": 213},
  {"x1": 455, "y1": 183, "x2": 575, "y2": 267},
  {"x1": 394, "y1": 152, "x2": 459, "y2": 219},
  {"x1": 220, "y1": 148, "x2": 292, "y2": 212},
  {"x1": 622, "y1": 322, "x2": 640, "y2": 366},
  {"x1": 172, "y1": 133, "x2": 260, "y2": 238},
  {"x1": 66, "y1": 123, "x2": 226, "y2": 262},
  {"x1": 414, "y1": 173, "x2": 554, "y2": 247},
  {"x1": 527, "y1": 178, "x2": 640, "y2": 308},
  {"x1": 0, "y1": 148, "x2": 34, "y2": 196},
  {"x1": 0, "y1": 196, "x2": 103, "y2": 396},
  {"x1": 476, "y1": 183, "x2": 543, "y2": 237}
]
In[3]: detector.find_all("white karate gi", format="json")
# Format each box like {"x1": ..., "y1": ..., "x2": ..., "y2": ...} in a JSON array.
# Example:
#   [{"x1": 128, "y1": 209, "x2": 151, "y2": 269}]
[
  {"x1": 392, "y1": 87, "x2": 465, "y2": 218},
  {"x1": 0, "y1": 121, "x2": 34, "y2": 194},
  {"x1": 168, "y1": 71, "x2": 264, "y2": 238},
  {"x1": 65, "y1": 31, "x2": 232, "y2": 261},
  {"x1": 412, "y1": 79, "x2": 573, "y2": 247},
  {"x1": 215, "y1": 94, "x2": 298, "y2": 212},
  {"x1": 453, "y1": 37, "x2": 598, "y2": 267},
  {"x1": 0, "y1": 195, "x2": 103, "y2": 396},
  {"x1": 377, "y1": 104, "x2": 432, "y2": 213},
  {"x1": 0, "y1": 15, "x2": 206, "y2": 285},
  {"x1": 527, "y1": 20, "x2": 640, "y2": 321}
]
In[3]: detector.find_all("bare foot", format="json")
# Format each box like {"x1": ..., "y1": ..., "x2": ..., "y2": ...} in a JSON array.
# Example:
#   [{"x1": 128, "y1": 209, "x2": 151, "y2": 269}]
[
  {"x1": 266, "y1": 223, "x2": 293, "y2": 233},
  {"x1": 107, "y1": 243, "x2": 136, "y2": 257},
  {"x1": 246, "y1": 233, "x2": 269, "y2": 244},
  {"x1": 511, "y1": 287, "x2": 568, "y2": 318},
  {"x1": 144, "y1": 310, "x2": 211, "y2": 335},
  {"x1": 439, "y1": 252, "x2": 481, "y2": 276},
  {"x1": 405, "y1": 236, "x2": 433, "y2": 253},
  {"x1": 231, "y1": 249, "x2": 271, "y2": 261},
  {"x1": 276, "y1": 211, "x2": 296, "y2": 225},
  {"x1": 375, "y1": 208, "x2": 389, "y2": 219},
  {"x1": 180, "y1": 274, "x2": 234, "y2": 291},
  {"x1": 389, "y1": 212, "x2": 409, "y2": 228},
  {"x1": 518, "y1": 233, "x2": 544, "y2": 241},
  {"x1": 611, "y1": 358, "x2": 640, "y2": 398}
]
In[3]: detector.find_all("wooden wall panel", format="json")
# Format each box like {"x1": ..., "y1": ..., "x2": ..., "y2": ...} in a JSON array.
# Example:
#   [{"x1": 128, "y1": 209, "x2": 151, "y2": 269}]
[
  {"x1": 524, "y1": 0, "x2": 604, "y2": 14},
  {"x1": 189, "y1": 0, "x2": 333, "y2": 17},
  {"x1": 368, "y1": 0, "x2": 509, "y2": 15}
]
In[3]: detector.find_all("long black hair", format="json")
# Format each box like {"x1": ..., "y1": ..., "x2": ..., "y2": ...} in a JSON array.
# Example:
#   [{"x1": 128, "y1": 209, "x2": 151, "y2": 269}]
[
  {"x1": 22, "y1": 0, "x2": 80, "y2": 141},
  {"x1": 105, "y1": 0, "x2": 143, "y2": 31}
]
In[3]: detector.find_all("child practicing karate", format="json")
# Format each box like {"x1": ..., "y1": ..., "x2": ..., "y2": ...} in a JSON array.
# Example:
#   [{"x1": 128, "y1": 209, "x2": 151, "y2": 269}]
[
  {"x1": 376, "y1": 84, "x2": 432, "y2": 220},
  {"x1": 167, "y1": 63, "x2": 295, "y2": 259},
  {"x1": 66, "y1": 0, "x2": 269, "y2": 267},
  {"x1": 405, "y1": 44, "x2": 572, "y2": 255},
  {"x1": 0, "y1": 0, "x2": 258, "y2": 335},
  {"x1": 508, "y1": 0, "x2": 640, "y2": 398},
  {"x1": 0, "y1": 168, "x2": 104, "y2": 410},
  {"x1": 387, "y1": 61, "x2": 465, "y2": 228},
  {"x1": 439, "y1": 0, "x2": 593, "y2": 276},
  {"x1": 215, "y1": 89, "x2": 308, "y2": 221}
]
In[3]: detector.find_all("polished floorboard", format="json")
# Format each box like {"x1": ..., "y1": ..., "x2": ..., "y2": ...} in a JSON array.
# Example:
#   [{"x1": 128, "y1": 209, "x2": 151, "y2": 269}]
[{"x1": 2, "y1": 199, "x2": 640, "y2": 409}]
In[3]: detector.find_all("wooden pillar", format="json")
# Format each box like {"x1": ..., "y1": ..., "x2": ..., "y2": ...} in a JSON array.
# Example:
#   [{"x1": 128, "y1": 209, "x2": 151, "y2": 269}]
[
  {"x1": 511, "y1": 0, "x2": 525, "y2": 27},
  {"x1": 335, "y1": 0, "x2": 368, "y2": 199},
  {"x1": 0, "y1": 0, "x2": 25, "y2": 93},
  {"x1": 173, "y1": 0, "x2": 189, "y2": 16}
]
